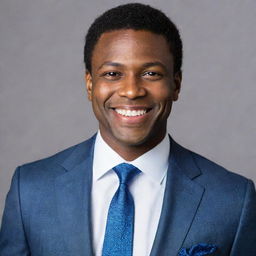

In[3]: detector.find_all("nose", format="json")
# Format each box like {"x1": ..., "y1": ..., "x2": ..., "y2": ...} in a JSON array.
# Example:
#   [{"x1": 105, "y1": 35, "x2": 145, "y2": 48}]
[{"x1": 118, "y1": 75, "x2": 146, "y2": 99}]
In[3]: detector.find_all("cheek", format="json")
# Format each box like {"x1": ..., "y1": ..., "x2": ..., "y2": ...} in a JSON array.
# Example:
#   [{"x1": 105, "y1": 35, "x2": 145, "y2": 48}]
[
  {"x1": 92, "y1": 82, "x2": 113, "y2": 106},
  {"x1": 150, "y1": 83, "x2": 173, "y2": 102},
  {"x1": 95, "y1": 83, "x2": 112, "y2": 95},
  {"x1": 150, "y1": 84, "x2": 174, "y2": 118}
]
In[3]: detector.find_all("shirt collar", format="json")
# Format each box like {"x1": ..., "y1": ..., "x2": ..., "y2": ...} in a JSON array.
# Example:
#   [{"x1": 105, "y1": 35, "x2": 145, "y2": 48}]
[{"x1": 93, "y1": 131, "x2": 170, "y2": 184}]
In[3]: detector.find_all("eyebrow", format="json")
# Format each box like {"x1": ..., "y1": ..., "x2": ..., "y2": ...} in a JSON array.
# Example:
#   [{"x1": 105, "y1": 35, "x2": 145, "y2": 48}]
[
  {"x1": 97, "y1": 62, "x2": 124, "y2": 71},
  {"x1": 142, "y1": 61, "x2": 167, "y2": 71},
  {"x1": 97, "y1": 61, "x2": 168, "y2": 72}
]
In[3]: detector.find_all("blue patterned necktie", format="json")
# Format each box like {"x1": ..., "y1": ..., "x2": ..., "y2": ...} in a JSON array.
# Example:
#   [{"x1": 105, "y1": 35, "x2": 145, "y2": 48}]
[{"x1": 102, "y1": 163, "x2": 141, "y2": 256}]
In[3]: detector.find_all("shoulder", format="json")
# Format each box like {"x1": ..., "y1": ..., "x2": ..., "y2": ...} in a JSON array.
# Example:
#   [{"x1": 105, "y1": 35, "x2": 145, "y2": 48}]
[
  {"x1": 190, "y1": 149, "x2": 250, "y2": 189},
  {"x1": 15, "y1": 135, "x2": 96, "y2": 183},
  {"x1": 171, "y1": 138, "x2": 255, "y2": 200}
]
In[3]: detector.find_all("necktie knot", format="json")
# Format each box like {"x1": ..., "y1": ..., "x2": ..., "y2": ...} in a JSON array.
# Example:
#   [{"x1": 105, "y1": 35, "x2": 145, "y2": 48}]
[{"x1": 113, "y1": 163, "x2": 141, "y2": 185}]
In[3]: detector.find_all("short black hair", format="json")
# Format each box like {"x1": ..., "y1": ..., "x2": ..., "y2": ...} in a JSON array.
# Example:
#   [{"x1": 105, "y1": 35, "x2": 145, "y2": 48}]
[{"x1": 84, "y1": 3, "x2": 183, "y2": 74}]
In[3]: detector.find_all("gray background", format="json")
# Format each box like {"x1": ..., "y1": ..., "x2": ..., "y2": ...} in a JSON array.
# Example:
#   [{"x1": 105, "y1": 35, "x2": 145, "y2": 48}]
[{"x1": 1, "y1": 0, "x2": 256, "y2": 219}]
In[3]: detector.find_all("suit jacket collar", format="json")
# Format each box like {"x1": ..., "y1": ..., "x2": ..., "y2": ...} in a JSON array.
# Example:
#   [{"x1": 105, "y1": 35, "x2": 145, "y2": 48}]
[
  {"x1": 56, "y1": 135, "x2": 204, "y2": 255},
  {"x1": 150, "y1": 137, "x2": 205, "y2": 255},
  {"x1": 55, "y1": 135, "x2": 96, "y2": 255}
]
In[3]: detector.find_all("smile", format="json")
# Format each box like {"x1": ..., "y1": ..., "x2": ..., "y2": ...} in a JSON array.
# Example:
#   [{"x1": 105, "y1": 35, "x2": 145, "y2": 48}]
[{"x1": 115, "y1": 108, "x2": 147, "y2": 117}]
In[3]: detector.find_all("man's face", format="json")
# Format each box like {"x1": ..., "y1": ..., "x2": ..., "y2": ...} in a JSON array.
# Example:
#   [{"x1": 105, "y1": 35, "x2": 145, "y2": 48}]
[{"x1": 86, "y1": 29, "x2": 181, "y2": 154}]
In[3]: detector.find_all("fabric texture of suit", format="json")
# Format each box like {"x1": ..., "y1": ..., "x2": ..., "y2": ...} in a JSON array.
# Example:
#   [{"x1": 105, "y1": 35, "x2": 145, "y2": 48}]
[{"x1": 0, "y1": 135, "x2": 256, "y2": 256}]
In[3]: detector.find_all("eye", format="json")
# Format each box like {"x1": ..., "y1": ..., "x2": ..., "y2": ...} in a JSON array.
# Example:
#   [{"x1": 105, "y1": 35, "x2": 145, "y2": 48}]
[
  {"x1": 102, "y1": 71, "x2": 122, "y2": 80},
  {"x1": 142, "y1": 71, "x2": 163, "y2": 80}
]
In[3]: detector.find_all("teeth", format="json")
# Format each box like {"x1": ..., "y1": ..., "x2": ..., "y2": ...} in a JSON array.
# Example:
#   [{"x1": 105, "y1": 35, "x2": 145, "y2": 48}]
[{"x1": 115, "y1": 109, "x2": 147, "y2": 117}]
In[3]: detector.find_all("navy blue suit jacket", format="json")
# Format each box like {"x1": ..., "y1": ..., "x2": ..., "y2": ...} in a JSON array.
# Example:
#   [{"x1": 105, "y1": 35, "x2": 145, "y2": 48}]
[{"x1": 1, "y1": 135, "x2": 256, "y2": 255}]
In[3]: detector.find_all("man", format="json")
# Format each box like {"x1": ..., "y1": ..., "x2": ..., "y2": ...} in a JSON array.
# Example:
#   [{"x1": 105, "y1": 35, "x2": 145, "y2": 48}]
[{"x1": 0, "y1": 3, "x2": 255, "y2": 256}]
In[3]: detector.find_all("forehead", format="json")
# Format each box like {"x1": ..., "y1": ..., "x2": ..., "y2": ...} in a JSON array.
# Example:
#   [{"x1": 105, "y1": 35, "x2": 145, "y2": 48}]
[{"x1": 91, "y1": 29, "x2": 173, "y2": 69}]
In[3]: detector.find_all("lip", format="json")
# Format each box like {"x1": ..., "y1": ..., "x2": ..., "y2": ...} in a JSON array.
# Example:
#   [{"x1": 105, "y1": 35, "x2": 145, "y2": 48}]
[
  {"x1": 111, "y1": 105, "x2": 152, "y2": 111},
  {"x1": 110, "y1": 105, "x2": 154, "y2": 124}
]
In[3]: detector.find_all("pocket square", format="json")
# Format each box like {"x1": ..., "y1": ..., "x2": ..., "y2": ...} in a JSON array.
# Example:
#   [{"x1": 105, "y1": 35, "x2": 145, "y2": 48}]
[{"x1": 178, "y1": 243, "x2": 217, "y2": 256}]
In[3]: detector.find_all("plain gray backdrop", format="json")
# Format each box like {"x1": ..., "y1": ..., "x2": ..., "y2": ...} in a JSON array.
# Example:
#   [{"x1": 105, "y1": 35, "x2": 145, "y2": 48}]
[{"x1": 1, "y1": 0, "x2": 256, "y2": 219}]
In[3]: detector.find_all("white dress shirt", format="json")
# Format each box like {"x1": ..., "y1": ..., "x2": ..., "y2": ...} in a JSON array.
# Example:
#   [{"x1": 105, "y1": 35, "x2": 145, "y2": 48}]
[{"x1": 91, "y1": 131, "x2": 170, "y2": 256}]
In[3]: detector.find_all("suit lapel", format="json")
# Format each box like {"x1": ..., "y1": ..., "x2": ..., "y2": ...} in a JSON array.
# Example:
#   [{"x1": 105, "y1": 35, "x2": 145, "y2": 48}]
[
  {"x1": 150, "y1": 138, "x2": 205, "y2": 256},
  {"x1": 55, "y1": 136, "x2": 96, "y2": 255}
]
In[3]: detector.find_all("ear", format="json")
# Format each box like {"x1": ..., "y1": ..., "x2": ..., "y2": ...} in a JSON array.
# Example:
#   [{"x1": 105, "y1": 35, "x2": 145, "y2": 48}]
[
  {"x1": 172, "y1": 71, "x2": 182, "y2": 101},
  {"x1": 85, "y1": 70, "x2": 93, "y2": 101}
]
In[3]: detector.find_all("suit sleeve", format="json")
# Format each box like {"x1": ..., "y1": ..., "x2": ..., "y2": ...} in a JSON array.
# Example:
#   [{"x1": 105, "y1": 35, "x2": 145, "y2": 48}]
[
  {"x1": 0, "y1": 167, "x2": 30, "y2": 255},
  {"x1": 230, "y1": 179, "x2": 256, "y2": 255}
]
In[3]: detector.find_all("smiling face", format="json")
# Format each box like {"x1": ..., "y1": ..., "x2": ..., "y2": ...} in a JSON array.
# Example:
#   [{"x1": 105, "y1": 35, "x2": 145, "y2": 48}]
[{"x1": 86, "y1": 29, "x2": 181, "y2": 160}]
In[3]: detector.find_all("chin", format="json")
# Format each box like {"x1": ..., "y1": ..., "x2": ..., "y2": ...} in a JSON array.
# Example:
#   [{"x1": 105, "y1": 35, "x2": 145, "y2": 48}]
[{"x1": 113, "y1": 130, "x2": 155, "y2": 148}]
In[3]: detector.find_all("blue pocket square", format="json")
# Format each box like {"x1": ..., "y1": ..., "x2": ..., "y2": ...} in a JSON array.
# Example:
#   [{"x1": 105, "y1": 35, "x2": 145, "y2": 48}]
[{"x1": 178, "y1": 243, "x2": 217, "y2": 256}]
